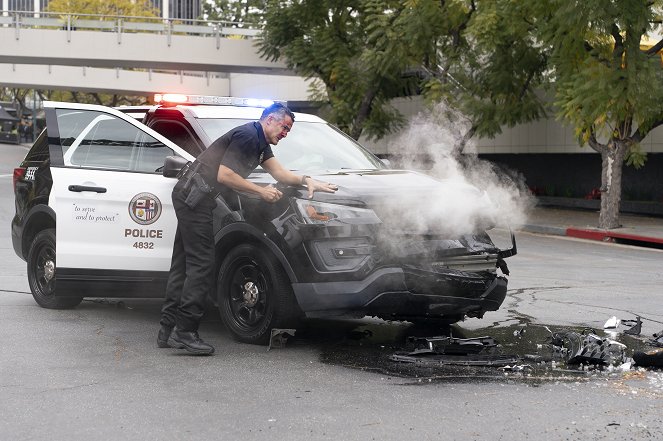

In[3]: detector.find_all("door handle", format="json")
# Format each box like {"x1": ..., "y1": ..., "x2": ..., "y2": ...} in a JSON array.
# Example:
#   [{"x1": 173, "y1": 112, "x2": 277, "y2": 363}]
[{"x1": 68, "y1": 185, "x2": 107, "y2": 193}]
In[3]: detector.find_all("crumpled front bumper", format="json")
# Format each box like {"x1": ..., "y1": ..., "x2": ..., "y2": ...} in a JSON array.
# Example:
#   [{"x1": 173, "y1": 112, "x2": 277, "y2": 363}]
[{"x1": 291, "y1": 266, "x2": 507, "y2": 319}]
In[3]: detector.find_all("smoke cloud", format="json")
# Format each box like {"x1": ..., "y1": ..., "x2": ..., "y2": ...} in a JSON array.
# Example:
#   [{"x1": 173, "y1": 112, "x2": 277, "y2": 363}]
[{"x1": 382, "y1": 101, "x2": 534, "y2": 237}]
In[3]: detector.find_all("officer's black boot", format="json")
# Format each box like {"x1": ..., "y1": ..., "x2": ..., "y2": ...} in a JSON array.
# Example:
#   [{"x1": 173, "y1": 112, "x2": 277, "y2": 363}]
[
  {"x1": 157, "y1": 325, "x2": 173, "y2": 348},
  {"x1": 168, "y1": 329, "x2": 215, "y2": 355}
]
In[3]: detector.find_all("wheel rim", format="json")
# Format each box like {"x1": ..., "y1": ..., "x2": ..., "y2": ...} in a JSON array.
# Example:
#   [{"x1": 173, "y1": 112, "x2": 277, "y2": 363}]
[
  {"x1": 227, "y1": 257, "x2": 269, "y2": 330},
  {"x1": 33, "y1": 241, "x2": 56, "y2": 296}
]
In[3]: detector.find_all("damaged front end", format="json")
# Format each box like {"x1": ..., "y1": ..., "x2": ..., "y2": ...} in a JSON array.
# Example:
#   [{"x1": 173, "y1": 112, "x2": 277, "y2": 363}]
[
  {"x1": 365, "y1": 230, "x2": 516, "y2": 322},
  {"x1": 279, "y1": 193, "x2": 517, "y2": 324}
]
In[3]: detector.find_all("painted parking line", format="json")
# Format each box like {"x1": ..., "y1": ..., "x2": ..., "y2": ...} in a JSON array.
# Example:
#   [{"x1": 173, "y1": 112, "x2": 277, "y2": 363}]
[{"x1": 0, "y1": 174, "x2": 14, "y2": 178}]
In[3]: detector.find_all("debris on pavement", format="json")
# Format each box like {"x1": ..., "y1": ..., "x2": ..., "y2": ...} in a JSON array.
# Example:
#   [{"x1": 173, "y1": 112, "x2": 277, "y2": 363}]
[
  {"x1": 633, "y1": 348, "x2": 663, "y2": 368},
  {"x1": 405, "y1": 335, "x2": 498, "y2": 355},
  {"x1": 390, "y1": 353, "x2": 521, "y2": 367},
  {"x1": 513, "y1": 328, "x2": 526, "y2": 337},
  {"x1": 550, "y1": 330, "x2": 625, "y2": 366},
  {"x1": 622, "y1": 316, "x2": 642, "y2": 336},
  {"x1": 498, "y1": 364, "x2": 533, "y2": 372},
  {"x1": 390, "y1": 335, "x2": 519, "y2": 367},
  {"x1": 604, "y1": 316, "x2": 621, "y2": 330},
  {"x1": 602, "y1": 315, "x2": 641, "y2": 335},
  {"x1": 389, "y1": 323, "x2": 638, "y2": 371},
  {"x1": 649, "y1": 330, "x2": 663, "y2": 347},
  {"x1": 268, "y1": 328, "x2": 296, "y2": 350}
]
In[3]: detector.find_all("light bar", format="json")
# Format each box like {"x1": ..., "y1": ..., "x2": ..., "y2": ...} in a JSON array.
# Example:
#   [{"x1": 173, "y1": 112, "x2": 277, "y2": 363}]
[{"x1": 154, "y1": 94, "x2": 285, "y2": 108}]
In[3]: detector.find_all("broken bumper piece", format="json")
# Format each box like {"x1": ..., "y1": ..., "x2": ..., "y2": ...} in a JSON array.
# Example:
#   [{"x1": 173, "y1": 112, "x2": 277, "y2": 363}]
[
  {"x1": 390, "y1": 353, "x2": 520, "y2": 367},
  {"x1": 405, "y1": 335, "x2": 498, "y2": 355},
  {"x1": 390, "y1": 335, "x2": 519, "y2": 367}
]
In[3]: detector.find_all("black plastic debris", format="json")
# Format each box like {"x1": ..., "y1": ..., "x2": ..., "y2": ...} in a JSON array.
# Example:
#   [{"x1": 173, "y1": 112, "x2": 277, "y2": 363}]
[
  {"x1": 622, "y1": 316, "x2": 642, "y2": 336},
  {"x1": 391, "y1": 335, "x2": 519, "y2": 367},
  {"x1": 390, "y1": 353, "x2": 520, "y2": 367},
  {"x1": 649, "y1": 333, "x2": 663, "y2": 348},
  {"x1": 550, "y1": 330, "x2": 617, "y2": 365},
  {"x1": 268, "y1": 328, "x2": 296, "y2": 350},
  {"x1": 633, "y1": 348, "x2": 663, "y2": 368},
  {"x1": 405, "y1": 335, "x2": 498, "y2": 355}
]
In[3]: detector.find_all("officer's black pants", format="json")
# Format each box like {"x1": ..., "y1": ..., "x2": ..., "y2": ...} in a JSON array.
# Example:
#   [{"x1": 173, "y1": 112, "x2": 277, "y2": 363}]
[{"x1": 160, "y1": 186, "x2": 216, "y2": 332}]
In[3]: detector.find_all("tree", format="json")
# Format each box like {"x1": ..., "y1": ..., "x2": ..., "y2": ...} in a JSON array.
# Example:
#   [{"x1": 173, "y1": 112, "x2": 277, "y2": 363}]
[
  {"x1": 202, "y1": 0, "x2": 265, "y2": 25},
  {"x1": 368, "y1": 0, "x2": 548, "y2": 150},
  {"x1": 46, "y1": 0, "x2": 159, "y2": 17},
  {"x1": 1, "y1": 88, "x2": 30, "y2": 119},
  {"x1": 258, "y1": 0, "x2": 415, "y2": 140},
  {"x1": 258, "y1": 0, "x2": 547, "y2": 145},
  {"x1": 533, "y1": 0, "x2": 663, "y2": 229}
]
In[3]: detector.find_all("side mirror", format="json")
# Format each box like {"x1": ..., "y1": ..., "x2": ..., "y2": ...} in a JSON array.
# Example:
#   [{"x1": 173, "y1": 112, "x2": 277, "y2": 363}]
[
  {"x1": 381, "y1": 158, "x2": 391, "y2": 168},
  {"x1": 162, "y1": 155, "x2": 190, "y2": 178}
]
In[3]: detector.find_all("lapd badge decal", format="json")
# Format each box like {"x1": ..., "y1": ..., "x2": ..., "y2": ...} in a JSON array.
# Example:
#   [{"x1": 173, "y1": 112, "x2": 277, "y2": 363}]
[{"x1": 129, "y1": 193, "x2": 162, "y2": 225}]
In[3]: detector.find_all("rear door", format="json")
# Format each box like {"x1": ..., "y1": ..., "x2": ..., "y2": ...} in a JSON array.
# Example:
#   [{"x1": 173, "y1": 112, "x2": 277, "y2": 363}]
[{"x1": 44, "y1": 102, "x2": 193, "y2": 282}]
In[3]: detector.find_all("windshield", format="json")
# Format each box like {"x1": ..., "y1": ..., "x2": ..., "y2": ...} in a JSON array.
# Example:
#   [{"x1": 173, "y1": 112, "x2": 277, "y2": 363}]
[{"x1": 197, "y1": 118, "x2": 385, "y2": 172}]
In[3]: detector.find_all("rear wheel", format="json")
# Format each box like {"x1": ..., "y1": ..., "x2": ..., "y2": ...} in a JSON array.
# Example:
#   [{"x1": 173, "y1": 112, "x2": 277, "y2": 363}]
[
  {"x1": 27, "y1": 229, "x2": 83, "y2": 309},
  {"x1": 217, "y1": 243, "x2": 298, "y2": 345}
]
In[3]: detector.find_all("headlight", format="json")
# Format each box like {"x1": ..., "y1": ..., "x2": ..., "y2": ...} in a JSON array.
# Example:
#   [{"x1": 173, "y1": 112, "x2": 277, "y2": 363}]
[{"x1": 294, "y1": 199, "x2": 381, "y2": 225}]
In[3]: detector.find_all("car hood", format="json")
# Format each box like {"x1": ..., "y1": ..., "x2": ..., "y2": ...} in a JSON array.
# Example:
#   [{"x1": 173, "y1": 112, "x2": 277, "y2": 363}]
[{"x1": 254, "y1": 169, "x2": 498, "y2": 236}]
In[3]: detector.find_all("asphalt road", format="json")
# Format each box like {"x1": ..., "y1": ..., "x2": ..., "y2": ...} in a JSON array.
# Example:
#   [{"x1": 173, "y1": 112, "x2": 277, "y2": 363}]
[{"x1": 1, "y1": 142, "x2": 662, "y2": 440}]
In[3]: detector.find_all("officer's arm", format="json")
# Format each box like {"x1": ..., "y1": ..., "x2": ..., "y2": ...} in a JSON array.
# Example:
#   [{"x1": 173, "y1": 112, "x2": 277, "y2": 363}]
[
  {"x1": 262, "y1": 158, "x2": 338, "y2": 199},
  {"x1": 261, "y1": 158, "x2": 303, "y2": 186},
  {"x1": 217, "y1": 165, "x2": 282, "y2": 202}
]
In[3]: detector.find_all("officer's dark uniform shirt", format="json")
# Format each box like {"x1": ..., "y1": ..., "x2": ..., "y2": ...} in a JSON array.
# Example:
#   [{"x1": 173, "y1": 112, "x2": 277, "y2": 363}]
[{"x1": 194, "y1": 121, "x2": 274, "y2": 200}]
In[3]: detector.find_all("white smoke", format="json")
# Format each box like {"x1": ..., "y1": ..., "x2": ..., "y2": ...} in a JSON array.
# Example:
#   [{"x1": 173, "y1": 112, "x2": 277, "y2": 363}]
[{"x1": 383, "y1": 101, "x2": 533, "y2": 237}]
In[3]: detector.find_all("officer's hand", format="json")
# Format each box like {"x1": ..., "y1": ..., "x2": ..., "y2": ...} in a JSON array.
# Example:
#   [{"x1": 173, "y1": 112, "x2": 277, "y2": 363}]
[
  {"x1": 260, "y1": 184, "x2": 283, "y2": 203},
  {"x1": 305, "y1": 178, "x2": 339, "y2": 199}
]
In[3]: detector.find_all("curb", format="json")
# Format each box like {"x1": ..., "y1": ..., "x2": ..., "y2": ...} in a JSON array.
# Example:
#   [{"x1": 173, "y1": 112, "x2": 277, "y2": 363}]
[
  {"x1": 520, "y1": 224, "x2": 663, "y2": 248},
  {"x1": 566, "y1": 228, "x2": 663, "y2": 246}
]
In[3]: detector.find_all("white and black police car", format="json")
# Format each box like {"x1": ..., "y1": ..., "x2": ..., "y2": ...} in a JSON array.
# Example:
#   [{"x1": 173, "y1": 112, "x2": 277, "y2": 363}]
[{"x1": 11, "y1": 94, "x2": 516, "y2": 344}]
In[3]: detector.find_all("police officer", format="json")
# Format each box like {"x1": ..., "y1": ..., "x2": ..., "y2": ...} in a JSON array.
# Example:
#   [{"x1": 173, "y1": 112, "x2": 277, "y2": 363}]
[{"x1": 158, "y1": 103, "x2": 338, "y2": 354}]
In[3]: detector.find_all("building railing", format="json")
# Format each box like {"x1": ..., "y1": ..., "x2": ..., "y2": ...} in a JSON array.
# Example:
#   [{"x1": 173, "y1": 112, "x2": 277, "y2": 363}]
[{"x1": 0, "y1": 10, "x2": 261, "y2": 47}]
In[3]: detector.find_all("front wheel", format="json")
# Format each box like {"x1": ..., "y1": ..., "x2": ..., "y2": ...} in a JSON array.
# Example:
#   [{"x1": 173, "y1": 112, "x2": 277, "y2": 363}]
[
  {"x1": 27, "y1": 229, "x2": 82, "y2": 309},
  {"x1": 217, "y1": 243, "x2": 299, "y2": 345}
]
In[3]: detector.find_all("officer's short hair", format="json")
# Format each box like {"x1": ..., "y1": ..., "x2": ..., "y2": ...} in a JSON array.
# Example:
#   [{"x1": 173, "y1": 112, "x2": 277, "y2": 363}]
[{"x1": 261, "y1": 102, "x2": 295, "y2": 122}]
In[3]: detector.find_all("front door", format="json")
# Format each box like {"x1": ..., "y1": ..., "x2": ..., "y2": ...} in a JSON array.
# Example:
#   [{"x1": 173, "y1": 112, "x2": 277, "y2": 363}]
[{"x1": 44, "y1": 102, "x2": 192, "y2": 295}]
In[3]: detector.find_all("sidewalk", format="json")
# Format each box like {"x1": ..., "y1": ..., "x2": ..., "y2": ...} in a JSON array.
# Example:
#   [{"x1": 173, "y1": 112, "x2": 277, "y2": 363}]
[{"x1": 521, "y1": 206, "x2": 663, "y2": 247}]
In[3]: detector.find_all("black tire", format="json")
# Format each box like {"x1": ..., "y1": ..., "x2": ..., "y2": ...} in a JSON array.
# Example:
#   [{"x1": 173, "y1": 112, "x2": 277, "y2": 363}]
[
  {"x1": 27, "y1": 229, "x2": 83, "y2": 309},
  {"x1": 217, "y1": 243, "x2": 299, "y2": 345}
]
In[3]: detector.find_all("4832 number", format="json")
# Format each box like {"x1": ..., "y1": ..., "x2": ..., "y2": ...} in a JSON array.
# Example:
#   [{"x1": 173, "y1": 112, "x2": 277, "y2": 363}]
[{"x1": 133, "y1": 242, "x2": 154, "y2": 249}]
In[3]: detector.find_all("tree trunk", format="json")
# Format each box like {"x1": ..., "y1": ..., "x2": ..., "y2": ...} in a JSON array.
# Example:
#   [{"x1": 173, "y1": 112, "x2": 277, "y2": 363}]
[
  {"x1": 349, "y1": 84, "x2": 379, "y2": 141},
  {"x1": 598, "y1": 140, "x2": 627, "y2": 229}
]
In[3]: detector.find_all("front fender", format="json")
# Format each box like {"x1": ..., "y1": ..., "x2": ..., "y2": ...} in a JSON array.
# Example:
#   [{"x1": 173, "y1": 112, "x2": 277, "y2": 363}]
[{"x1": 214, "y1": 222, "x2": 298, "y2": 283}]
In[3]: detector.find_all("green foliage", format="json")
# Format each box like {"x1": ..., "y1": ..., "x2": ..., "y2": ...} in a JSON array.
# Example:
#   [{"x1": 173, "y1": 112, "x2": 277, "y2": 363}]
[
  {"x1": 625, "y1": 144, "x2": 647, "y2": 169},
  {"x1": 202, "y1": 0, "x2": 265, "y2": 24},
  {"x1": 259, "y1": 0, "x2": 547, "y2": 142},
  {"x1": 535, "y1": 0, "x2": 663, "y2": 156},
  {"x1": 46, "y1": 0, "x2": 159, "y2": 17},
  {"x1": 532, "y1": 0, "x2": 663, "y2": 227},
  {"x1": 258, "y1": 0, "x2": 408, "y2": 140}
]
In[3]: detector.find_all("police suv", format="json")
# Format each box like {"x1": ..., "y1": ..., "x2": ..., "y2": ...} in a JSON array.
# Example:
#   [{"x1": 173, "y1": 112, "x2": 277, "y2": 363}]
[{"x1": 11, "y1": 94, "x2": 516, "y2": 344}]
